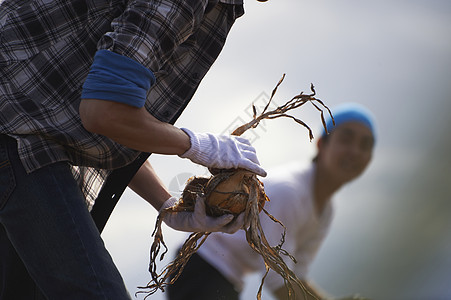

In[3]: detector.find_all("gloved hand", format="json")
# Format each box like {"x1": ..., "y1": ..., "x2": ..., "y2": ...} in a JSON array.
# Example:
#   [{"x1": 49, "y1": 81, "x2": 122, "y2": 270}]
[
  {"x1": 179, "y1": 128, "x2": 267, "y2": 177},
  {"x1": 160, "y1": 196, "x2": 245, "y2": 233}
]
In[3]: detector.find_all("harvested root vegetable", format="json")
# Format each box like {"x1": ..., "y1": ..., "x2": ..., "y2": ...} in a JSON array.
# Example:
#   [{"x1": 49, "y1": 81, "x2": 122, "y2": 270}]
[
  {"x1": 138, "y1": 74, "x2": 333, "y2": 300},
  {"x1": 203, "y1": 169, "x2": 267, "y2": 216}
]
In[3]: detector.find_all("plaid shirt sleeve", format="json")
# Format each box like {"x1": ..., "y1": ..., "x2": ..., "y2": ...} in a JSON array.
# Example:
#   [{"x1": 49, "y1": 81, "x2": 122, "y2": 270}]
[{"x1": 0, "y1": 0, "x2": 244, "y2": 206}]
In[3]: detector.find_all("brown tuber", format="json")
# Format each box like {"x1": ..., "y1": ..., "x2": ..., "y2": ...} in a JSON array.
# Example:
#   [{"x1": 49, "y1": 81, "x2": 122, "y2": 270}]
[{"x1": 181, "y1": 170, "x2": 268, "y2": 217}]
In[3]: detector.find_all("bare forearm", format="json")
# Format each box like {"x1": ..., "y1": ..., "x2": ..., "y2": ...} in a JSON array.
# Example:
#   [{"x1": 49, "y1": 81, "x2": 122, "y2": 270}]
[
  {"x1": 128, "y1": 160, "x2": 172, "y2": 210},
  {"x1": 79, "y1": 99, "x2": 190, "y2": 155}
]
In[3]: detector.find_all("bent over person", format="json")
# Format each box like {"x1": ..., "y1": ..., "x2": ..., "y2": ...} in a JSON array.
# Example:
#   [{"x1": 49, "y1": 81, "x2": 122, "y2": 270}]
[
  {"x1": 167, "y1": 103, "x2": 376, "y2": 300},
  {"x1": 0, "y1": 1, "x2": 267, "y2": 299}
]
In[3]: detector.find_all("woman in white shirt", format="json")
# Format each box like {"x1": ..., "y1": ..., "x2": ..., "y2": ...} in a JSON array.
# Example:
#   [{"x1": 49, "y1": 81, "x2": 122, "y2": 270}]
[{"x1": 167, "y1": 103, "x2": 376, "y2": 300}]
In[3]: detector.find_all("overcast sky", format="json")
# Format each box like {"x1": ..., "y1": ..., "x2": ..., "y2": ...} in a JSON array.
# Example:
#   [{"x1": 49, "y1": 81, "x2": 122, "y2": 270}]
[{"x1": 101, "y1": 1, "x2": 451, "y2": 299}]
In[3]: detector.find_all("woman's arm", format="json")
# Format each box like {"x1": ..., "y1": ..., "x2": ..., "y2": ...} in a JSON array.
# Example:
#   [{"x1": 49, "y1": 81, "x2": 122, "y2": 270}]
[
  {"x1": 127, "y1": 159, "x2": 171, "y2": 211},
  {"x1": 79, "y1": 98, "x2": 266, "y2": 176},
  {"x1": 79, "y1": 99, "x2": 190, "y2": 155}
]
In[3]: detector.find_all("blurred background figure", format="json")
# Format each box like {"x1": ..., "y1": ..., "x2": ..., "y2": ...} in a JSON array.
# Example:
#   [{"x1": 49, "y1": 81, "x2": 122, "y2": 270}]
[{"x1": 166, "y1": 103, "x2": 376, "y2": 300}]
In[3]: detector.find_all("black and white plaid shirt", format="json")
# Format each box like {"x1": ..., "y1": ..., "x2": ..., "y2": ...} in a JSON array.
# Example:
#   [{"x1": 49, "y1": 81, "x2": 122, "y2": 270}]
[{"x1": 0, "y1": 0, "x2": 244, "y2": 206}]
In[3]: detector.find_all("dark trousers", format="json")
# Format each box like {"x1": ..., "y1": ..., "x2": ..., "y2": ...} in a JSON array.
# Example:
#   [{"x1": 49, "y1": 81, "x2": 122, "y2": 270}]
[
  {"x1": 0, "y1": 224, "x2": 46, "y2": 300},
  {"x1": 166, "y1": 253, "x2": 239, "y2": 300},
  {"x1": 0, "y1": 135, "x2": 130, "y2": 300}
]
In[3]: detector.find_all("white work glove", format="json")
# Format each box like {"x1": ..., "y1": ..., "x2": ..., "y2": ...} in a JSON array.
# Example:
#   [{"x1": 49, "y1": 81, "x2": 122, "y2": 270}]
[
  {"x1": 160, "y1": 196, "x2": 245, "y2": 234},
  {"x1": 179, "y1": 128, "x2": 267, "y2": 177}
]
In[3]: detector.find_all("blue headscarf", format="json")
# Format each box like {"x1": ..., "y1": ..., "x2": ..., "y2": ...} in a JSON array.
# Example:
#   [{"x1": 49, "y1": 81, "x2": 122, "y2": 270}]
[{"x1": 322, "y1": 103, "x2": 376, "y2": 141}]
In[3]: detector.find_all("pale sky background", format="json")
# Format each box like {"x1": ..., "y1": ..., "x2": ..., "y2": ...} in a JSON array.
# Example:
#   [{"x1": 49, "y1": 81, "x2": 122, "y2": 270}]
[{"x1": 101, "y1": 1, "x2": 451, "y2": 299}]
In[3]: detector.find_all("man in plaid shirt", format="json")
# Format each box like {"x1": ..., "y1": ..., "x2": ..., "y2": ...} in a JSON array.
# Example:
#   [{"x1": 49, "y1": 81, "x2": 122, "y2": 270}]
[{"x1": 0, "y1": 0, "x2": 266, "y2": 299}]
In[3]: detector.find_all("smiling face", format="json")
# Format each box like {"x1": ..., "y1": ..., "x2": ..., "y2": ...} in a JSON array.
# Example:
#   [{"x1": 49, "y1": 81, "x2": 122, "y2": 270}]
[{"x1": 317, "y1": 121, "x2": 374, "y2": 184}]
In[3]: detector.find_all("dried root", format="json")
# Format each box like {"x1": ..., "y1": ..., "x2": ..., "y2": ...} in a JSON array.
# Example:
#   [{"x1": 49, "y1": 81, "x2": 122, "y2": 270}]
[
  {"x1": 138, "y1": 75, "x2": 333, "y2": 300},
  {"x1": 231, "y1": 73, "x2": 334, "y2": 139}
]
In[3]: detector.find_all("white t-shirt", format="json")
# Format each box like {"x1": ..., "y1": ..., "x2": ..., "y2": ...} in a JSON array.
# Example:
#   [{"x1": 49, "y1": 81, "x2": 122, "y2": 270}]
[{"x1": 197, "y1": 162, "x2": 334, "y2": 292}]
